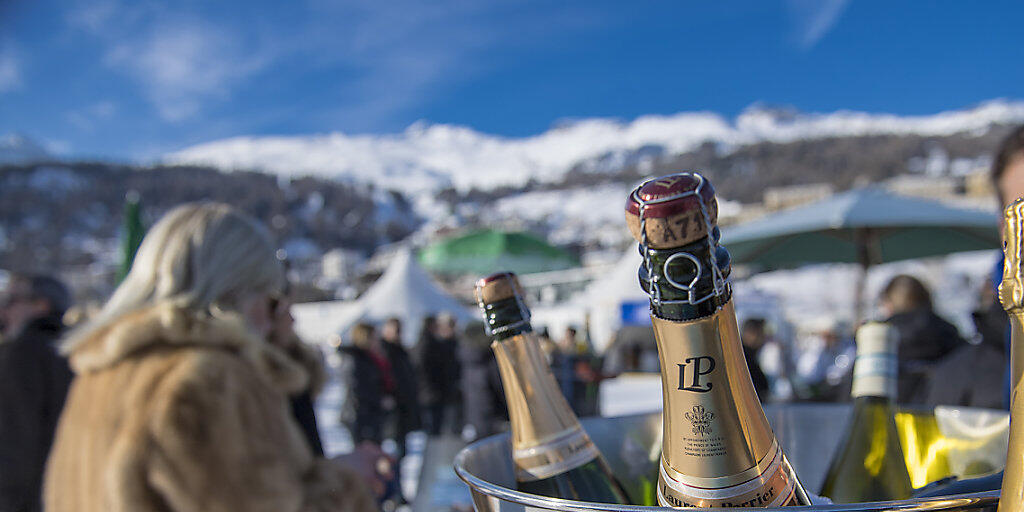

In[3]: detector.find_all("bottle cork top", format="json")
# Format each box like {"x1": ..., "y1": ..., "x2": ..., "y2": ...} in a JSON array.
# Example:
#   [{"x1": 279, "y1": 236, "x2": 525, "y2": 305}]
[
  {"x1": 475, "y1": 271, "x2": 524, "y2": 306},
  {"x1": 851, "y1": 322, "x2": 898, "y2": 399},
  {"x1": 625, "y1": 172, "x2": 719, "y2": 249},
  {"x1": 1001, "y1": 197, "x2": 1024, "y2": 313}
]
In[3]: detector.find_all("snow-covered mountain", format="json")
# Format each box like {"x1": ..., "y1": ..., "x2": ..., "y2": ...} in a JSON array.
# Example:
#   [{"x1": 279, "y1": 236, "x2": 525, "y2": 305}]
[{"x1": 166, "y1": 100, "x2": 1024, "y2": 193}]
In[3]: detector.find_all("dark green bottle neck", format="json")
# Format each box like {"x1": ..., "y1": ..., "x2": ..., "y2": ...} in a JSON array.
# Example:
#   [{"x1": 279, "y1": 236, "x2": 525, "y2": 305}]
[
  {"x1": 482, "y1": 296, "x2": 534, "y2": 341},
  {"x1": 639, "y1": 235, "x2": 732, "y2": 321}
]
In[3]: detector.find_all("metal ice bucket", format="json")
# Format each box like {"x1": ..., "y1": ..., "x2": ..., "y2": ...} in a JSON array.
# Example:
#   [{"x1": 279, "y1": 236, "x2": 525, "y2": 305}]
[{"x1": 455, "y1": 404, "x2": 1006, "y2": 512}]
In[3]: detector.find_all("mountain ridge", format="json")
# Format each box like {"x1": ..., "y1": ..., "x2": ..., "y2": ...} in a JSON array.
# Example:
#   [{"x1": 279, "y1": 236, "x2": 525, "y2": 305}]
[{"x1": 164, "y1": 100, "x2": 1024, "y2": 193}]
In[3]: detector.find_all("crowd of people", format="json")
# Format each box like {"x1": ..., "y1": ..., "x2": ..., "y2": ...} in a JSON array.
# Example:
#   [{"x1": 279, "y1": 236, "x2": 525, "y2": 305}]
[
  {"x1": 0, "y1": 125, "x2": 1022, "y2": 512},
  {"x1": 334, "y1": 315, "x2": 615, "y2": 502}
]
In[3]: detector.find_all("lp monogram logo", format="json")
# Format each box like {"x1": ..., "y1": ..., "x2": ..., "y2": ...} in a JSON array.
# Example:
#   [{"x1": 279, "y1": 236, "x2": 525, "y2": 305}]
[{"x1": 677, "y1": 356, "x2": 715, "y2": 392}]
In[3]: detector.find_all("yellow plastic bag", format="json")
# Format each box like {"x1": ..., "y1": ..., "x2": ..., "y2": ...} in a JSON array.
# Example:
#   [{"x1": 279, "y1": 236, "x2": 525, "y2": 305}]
[{"x1": 896, "y1": 406, "x2": 1010, "y2": 488}]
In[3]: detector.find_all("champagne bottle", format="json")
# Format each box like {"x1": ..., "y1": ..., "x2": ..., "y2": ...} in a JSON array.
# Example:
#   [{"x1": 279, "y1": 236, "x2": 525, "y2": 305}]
[
  {"x1": 820, "y1": 322, "x2": 912, "y2": 502},
  {"x1": 475, "y1": 272, "x2": 630, "y2": 504},
  {"x1": 998, "y1": 197, "x2": 1024, "y2": 512},
  {"x1": 625, "y1": 172, "x2": 811, "y2": 508}
]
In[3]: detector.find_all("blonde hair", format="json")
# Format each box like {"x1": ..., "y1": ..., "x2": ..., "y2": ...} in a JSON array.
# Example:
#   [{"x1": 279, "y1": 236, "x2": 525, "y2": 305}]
[
  {"x1": 349, "y1": 322, "x2": 376, "y2": 350},
  {"x1": 65, "y1": 202, "x2": 284, "y2": 350}
]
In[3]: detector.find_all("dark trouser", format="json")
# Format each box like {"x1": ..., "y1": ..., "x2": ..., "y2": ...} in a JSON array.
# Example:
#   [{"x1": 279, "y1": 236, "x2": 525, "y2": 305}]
[{"x1": 426, "y1": 400, "x2": 460, "y2": 436}]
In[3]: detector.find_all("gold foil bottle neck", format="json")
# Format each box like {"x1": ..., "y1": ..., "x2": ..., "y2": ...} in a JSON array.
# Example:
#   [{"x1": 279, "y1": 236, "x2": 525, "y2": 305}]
[
  {"x1": 651, "y1": 300, "x2": 806, "y2": 507},
  {"x1": 492, "y1": 332, "x2": 598, "y2": 481},
  {"x1": 1001, "y1": 198, "x2": 1024, "y2": 314},
  {"x1": 999, "y1": 198, "x2": 1024, "y2": 512}
]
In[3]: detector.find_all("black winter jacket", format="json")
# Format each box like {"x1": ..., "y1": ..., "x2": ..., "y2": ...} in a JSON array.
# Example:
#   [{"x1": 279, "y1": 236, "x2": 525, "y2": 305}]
[
  {"x1": 381, "y1": 340, "x2": 422, "y2": 433},
  {"x1": 886, "y1": 309, "x2": 965, "y2": 405},
  {"x1": 338, "y1": 345, "x2": 387, "y2": 444},
  {"x1": 0, "y1": 315, "x2": 73, "y2": 512},
  {"x1": 414, "y1": 333, "x2": 461, "y2": 405}
]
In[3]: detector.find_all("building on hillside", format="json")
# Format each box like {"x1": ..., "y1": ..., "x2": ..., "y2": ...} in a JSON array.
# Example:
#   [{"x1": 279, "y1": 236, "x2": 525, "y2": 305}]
[
  {"x1": 965, "y1": 169, "x2": 996, "y2": 199},
  {"x1": 763, "y1": 183, "x2": 834, "y2": 211},
  {"x1": 884, "y1": 174, "x2": 962, "y2": 200},
  {"x1": 728, "y1": 203, "x2": 768, "y2": 225}
]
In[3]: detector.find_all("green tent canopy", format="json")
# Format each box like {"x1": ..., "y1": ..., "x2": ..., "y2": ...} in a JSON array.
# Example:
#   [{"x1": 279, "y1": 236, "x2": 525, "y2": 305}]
[{"x1": 418, "y1": 229, "x2": 580, "y2": 276}]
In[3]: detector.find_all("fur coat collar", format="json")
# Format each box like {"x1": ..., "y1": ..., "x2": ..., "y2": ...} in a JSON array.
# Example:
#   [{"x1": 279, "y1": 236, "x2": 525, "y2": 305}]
[{"x1": 67, "y1": 304, "x2": 309, "y2": 395}]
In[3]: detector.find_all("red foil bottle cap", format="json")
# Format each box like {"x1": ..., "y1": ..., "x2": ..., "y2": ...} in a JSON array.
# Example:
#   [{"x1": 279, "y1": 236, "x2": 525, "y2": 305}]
[{"x1": 625, "y1": 172, "x2": 719, "y2": 249}]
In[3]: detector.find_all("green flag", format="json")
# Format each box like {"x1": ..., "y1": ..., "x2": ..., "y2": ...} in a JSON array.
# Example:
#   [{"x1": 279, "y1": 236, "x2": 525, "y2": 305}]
[{"x1": 117, "y1": 192, "x2": 146, "y2": 283}]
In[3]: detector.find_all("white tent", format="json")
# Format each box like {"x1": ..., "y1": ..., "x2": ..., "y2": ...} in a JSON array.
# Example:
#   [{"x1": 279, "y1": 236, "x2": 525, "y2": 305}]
[
  {"x1": 573, "y1": 248, "x2": 648, "y2": 353},
  {"x1": 291, "y1": 299, "x2": 359, "y2": 346},
  {"x1": 293, "y1": 248, "x2": 477, "y2": 348}
]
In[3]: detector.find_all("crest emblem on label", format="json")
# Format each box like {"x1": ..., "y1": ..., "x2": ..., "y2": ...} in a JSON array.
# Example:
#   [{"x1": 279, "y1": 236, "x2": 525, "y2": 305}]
[{"x1": 684, "y1": 404, "x2": 715, "y2": 436}]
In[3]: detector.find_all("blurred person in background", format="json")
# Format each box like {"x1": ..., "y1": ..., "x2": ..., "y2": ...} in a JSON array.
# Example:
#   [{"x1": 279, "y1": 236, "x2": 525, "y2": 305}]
[
  {"x1": 457, "y1": 321, "x2": 505, "y2": 441},
  {"x1": 879, "y1": 274, "x2": 965, "y2": 405},
  {"x1": 796, "y1": 318, "x2": 855, "y2": 402},
  {"x1": 922, "y1": 279, "x2": 1006, "y2": 409},
  {"x1": 925, "y1": 124, "x2": 1024, "y2": 408},
  {"x1": 552, "y1": 326, "x2": 610, "y2": 417},
  {"x1": 45, "y1": 203, "x2": 378, "y2": 512},
  {"x1": 339, "y1": 322, "x2": 392, "y2": 446},
  {"x1": 338, "y1": 321, "x2": 405, "y2": 507},
  {"x1": 378, "y1": 317, "x2": 420, "y2": 503},
  {"x1": 537, "y1": 327, "x2": 557, "y2": 362},
  {"x1": 0, "y1": 273, "x2": 73, "y2": 512},
  {"x1": 379, "y1": 318, "x2": 421, "y2": 455},
  {"x1": 739, "y1": 318, "x2": 772, "y2": 401},
  {"x1": 551, "y1": 326, "x2": 583, "y2": 413},
  {"x1": 994, "y1": 124, "x2": 1024, "y2": 221},
  {"x1": 416, "y1": 313, "x2": 462, "y2": 436},
  {"x1": 268, "y1": 290, "x2": 327, "y2": 456},
  {"x1": 987, "y1": 124, "x2": 1024, "y2": 409}
]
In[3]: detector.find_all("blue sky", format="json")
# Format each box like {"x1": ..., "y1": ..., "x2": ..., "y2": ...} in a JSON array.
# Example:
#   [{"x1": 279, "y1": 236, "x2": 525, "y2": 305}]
[{"x1": 0, "y1": 0, "x2": 1021, "y2": 160}]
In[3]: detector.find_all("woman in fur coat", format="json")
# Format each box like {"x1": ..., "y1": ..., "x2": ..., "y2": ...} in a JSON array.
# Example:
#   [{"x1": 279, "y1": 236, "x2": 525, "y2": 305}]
[{"x1": 44, "y1": 203, "x2": 377, "y2": 512}]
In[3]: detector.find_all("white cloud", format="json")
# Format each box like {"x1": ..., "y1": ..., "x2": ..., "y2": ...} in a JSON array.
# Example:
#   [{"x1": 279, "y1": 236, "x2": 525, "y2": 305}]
[
  {"x1": 64, "y1": 0, "x2": 271, "y2": 121},
  {"x1": 297, "y1": 0, "x2": 604, "y2": 130},
  {"x1": 0, "y1": 47, "x2": 22, "y2": 93},
  {"x1": 65, "y1": 0, "x2": 120, "y2": 35},
  {"x1": 43, "y1": 138, "x2": 72, "y2": 156},
  {"x1": 61, "y1": 0, "x2": 605, "y2": 128},
  {"x1": 66, "y1": 100, "x2": 118, "y2": 131},
  {"x1": 293, "y1": 0, "x2": 503, "y2": 128},
  {"x1": 104, "y1": 22, "x2": 269, "y2": 121},
  {"x1": 787, "y1": 0, "x2": 850, "y2": 49}
]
